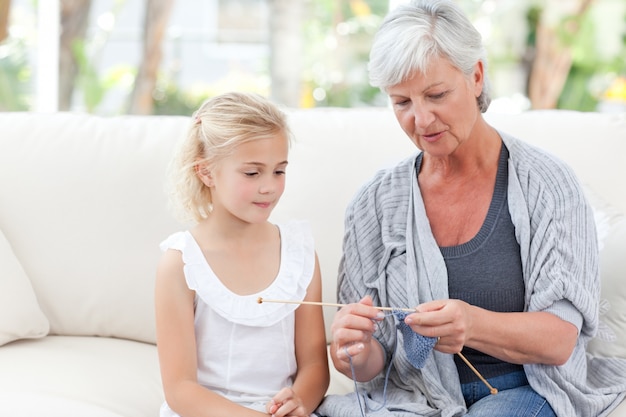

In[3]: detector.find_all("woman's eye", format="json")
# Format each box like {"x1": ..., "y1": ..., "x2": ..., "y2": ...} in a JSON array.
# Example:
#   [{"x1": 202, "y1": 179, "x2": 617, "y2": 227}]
[
  {"x1": 430, "y1": 91, "x2": 446, "y2": 100},
  {"x1": 275, "y1": 170, "x2": 286, "y2": 175},
  {"x1": 244, "y1": 172, "x2": 258, "y2": 177}
]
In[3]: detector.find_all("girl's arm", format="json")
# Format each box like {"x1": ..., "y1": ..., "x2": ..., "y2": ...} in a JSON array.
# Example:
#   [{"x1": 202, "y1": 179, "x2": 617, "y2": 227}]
[
  {"x1": 155, "y1": 249, "x2": 267, "y2": 417},
  {"x1": 271, "y1": 254, "x2": 329, "y2": 416}
]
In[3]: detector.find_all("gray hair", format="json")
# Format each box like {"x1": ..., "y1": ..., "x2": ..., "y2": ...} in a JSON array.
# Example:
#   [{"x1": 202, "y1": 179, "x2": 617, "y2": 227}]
[{"x1": 368, "y1": 0, "x2": 491, "y2": 112}]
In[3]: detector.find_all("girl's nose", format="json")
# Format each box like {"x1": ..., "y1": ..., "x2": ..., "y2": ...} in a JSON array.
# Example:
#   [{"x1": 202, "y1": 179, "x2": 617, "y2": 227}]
[{"x1": 259, "y1": 178, "x2": 277, "y2": 194}]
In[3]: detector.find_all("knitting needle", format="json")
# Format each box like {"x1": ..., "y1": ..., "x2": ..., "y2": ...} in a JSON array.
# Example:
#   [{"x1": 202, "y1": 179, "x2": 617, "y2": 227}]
[
  {"x1": 257, "y1": 296, "x2": 498, "y2": 395},
  {"x1": 456, "y1": 352, "x2": 498, "y2": 394},
  {"x1": 257, "y1": 297, "x2": 416, "y2": 313}
]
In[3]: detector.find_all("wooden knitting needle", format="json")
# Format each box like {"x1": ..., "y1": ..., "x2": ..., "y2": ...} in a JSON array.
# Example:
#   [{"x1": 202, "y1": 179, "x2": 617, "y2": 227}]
[
  {"x1": 456, "y1": 352, "x2": 498, "y2": 394},
  {"x1": 257, "y1": 296, "x2": 498, "y2": 395},
  {"x1": 257, "y1": 297, "x2": 416, "y2": 313}
]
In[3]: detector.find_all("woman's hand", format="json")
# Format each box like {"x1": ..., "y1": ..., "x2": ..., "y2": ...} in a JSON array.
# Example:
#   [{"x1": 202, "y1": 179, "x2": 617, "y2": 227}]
[
  {"x1": 266, "y1": 387, "x2": 307, "y2": 417},
  {"x1": 329, "y1": 296, "x2": 386, "y2": 382},
  {"x1": 404, "y1": 299, "x2": 472, "y2": 354},
  {"x1": 404, "y1": 299, "x2": 579, "y2": 365}
]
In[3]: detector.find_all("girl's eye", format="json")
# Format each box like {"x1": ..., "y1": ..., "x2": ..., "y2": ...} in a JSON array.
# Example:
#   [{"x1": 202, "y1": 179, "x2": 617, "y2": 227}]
[
  {"x1": 244, "y1": 172, "x2": 259, "y2": 177},
  {"x1": 275, "y1": 170, "x2": 286, "y2": 176}
]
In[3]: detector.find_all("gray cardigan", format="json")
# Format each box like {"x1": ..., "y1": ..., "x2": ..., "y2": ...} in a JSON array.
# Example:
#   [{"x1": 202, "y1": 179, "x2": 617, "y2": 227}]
[{"x1": 316, "y1": 132, "x2": 626, "y2": 417}]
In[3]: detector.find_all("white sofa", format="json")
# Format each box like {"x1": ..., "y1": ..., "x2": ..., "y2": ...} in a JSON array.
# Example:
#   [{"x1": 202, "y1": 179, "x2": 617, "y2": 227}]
[{"x1": 0, "y1": 108, "x2": 624, "y2": 417}]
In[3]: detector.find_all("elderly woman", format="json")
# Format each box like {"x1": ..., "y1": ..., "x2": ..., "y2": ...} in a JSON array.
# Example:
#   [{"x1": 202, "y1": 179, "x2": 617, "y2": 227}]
[{"x1": 316, "y1": 1, "x2": 626, "y2": 416}]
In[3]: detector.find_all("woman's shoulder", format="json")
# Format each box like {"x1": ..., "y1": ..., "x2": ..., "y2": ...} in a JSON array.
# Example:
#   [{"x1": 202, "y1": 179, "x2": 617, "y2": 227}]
[
  {"x1": 500, "y1": 131, "x2": 587, "y2": 207},
  {"x1": 501, "y1": 131, "x2": 576, "y2": 174},
  {"x1": 349, "y1": 153, "x2": 418, "y2": 209}
]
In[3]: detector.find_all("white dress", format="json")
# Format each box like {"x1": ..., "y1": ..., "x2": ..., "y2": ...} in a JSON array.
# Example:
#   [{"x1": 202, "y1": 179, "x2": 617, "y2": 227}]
[{"x1": 159, "y1": 221, "x2": 316, "y2": 416}]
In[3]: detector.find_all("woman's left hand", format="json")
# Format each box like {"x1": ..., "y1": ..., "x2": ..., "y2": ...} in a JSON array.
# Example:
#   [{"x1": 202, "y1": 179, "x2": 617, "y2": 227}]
[{"x1": 404, "y1": 299, "x2": 473, "y2": 354}]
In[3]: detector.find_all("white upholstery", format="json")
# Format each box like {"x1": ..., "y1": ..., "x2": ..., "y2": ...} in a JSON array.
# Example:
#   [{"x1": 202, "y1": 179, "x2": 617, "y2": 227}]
[
  {"x1": 0, "y1": 109, "x2": 624, "y2": 416},
  {"x1": 0, "y1": 336, "x2": 162, "y2": 416},
  {"x1": 0, "y1": 228, "x2": 49, "y2": 346}
]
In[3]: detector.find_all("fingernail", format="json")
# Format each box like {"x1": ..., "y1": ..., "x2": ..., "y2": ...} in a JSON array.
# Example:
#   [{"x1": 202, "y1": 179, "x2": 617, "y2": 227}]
[{"x1": 376, "y1": 311, "x2": 385, "y2": 319}]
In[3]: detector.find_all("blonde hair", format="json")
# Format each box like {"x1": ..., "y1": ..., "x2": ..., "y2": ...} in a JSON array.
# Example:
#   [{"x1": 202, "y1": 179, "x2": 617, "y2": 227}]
[{"x1": 167, "y1": 92, "x2": 291, "y2": 223}]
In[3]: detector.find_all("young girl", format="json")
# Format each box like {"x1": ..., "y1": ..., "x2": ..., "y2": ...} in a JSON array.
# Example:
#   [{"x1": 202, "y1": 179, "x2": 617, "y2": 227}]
[{"x1": 155, "y1": 92, "x2": 329, "y2": 417}]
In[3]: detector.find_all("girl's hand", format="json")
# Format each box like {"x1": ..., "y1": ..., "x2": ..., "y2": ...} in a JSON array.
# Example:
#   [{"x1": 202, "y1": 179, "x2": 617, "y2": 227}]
[{"x1": 266, "y1": 387, "x2": 308, "y2": 417}]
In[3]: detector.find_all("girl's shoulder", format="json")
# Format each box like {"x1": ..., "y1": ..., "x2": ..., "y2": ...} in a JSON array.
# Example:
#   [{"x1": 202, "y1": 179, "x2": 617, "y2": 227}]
[
  {"x1": 159, "y1": 230, "x2": 190, "y2": 252},
  {"x1": 276, "y1": 220, "x2": 313, "y2": 244},
  {"x1": 158, "y1": 230, "x2": 207, "y2": 271}
]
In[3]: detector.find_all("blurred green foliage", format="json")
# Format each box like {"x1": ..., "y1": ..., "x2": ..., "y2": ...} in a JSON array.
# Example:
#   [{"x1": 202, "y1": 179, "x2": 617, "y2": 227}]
[
  {"x1": 557, "y1": 9, "x2": 626, "y2": 110},
  {"x1": 0, "y1": 38, "x2": 30, "y2": 111},
  {"x1": 1, "y1": 0, "x2": 625, "y2": 114},
  {"x1": 301, "y1": 0, "x2": 387, "y2": 107}
]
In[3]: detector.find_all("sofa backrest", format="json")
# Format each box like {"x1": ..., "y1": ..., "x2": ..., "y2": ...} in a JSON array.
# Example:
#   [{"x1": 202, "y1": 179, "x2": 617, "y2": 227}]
[
  {"x1": 0, "y1": 113, "x2": 187, "y2": 343},
  {"x1": 0, "y1": 109, "x2": 624, "y2": 345}
]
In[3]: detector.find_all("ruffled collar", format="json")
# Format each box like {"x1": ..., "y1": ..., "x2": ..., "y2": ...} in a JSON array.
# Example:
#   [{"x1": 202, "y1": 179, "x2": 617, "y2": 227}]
[{"x1": 176, "y1": 222, "x2": 312, "y2": 327}]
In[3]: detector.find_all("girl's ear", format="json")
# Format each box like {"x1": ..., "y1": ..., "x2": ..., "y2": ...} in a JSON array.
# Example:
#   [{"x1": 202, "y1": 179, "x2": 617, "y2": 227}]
[{"x1": 195, "y1": 162, "x2": 214, "y2": 187}]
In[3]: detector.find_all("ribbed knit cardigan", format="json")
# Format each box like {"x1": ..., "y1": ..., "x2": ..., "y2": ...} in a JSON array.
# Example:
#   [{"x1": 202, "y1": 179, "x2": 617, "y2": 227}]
[{"x1": 316, "y1": 132, "x2": 626, "y2": 417}]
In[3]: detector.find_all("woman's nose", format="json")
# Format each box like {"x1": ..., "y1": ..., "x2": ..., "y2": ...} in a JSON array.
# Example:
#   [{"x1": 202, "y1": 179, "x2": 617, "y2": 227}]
[{"x1": 413, "y1": 105, "x2": 435, "y2": 129}]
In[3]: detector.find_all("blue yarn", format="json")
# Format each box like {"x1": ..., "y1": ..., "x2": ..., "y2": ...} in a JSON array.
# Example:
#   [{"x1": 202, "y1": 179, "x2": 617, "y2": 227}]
[
  {"x1": 393, "y1": 311, "x2": 438, "y2": 369},
  {"x1": 346, "y1": 309, "x2": 438, "y2": 417}
]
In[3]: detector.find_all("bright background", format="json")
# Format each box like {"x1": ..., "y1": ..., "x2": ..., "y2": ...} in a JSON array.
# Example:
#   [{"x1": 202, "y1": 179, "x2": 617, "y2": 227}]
[{"x1": 1, "y1": 0, "x2": 625, "y2": 115}]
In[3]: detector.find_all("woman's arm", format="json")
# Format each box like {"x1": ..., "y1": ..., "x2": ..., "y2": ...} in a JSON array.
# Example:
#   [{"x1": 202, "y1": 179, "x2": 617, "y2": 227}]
[
  {"x1": 406, "y1": 299, "x2": 579, "y2": 365},
  {"x1": 155, "y1": 250, "x2": 266, "y2": 417}
]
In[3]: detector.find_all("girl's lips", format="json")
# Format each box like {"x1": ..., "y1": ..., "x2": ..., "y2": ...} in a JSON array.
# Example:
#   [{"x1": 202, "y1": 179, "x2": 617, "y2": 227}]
[
  {"x1": 422, "y1": 131, "x2": 444, "y2": 143},
  {"x1": 254, "y1": 202, "x2": 271, "y2": 208}
]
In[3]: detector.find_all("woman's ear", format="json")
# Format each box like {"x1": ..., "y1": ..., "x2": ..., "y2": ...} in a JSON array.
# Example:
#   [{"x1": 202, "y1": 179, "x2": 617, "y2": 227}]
[
  {"x1": 473, "y1": 61, "x2": 484, "y2": 98},
  {"x1": 195, "y1": 162, "x2": 214, "y2": 187}
]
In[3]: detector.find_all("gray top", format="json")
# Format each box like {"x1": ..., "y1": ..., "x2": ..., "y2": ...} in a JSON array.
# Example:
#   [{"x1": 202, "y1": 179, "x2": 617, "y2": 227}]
[
  {"x1": 428, "y1": 145, "x2": 526, "y2": 382},
  {"x1": 316, "y1": 132, "x2": 626, "y2": 417}
]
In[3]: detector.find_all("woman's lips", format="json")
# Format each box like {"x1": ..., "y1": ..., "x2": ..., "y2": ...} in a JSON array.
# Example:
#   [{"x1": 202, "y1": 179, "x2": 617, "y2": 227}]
[{"x1": 422, "y1": 131, "x2": 444, "y2": 143}]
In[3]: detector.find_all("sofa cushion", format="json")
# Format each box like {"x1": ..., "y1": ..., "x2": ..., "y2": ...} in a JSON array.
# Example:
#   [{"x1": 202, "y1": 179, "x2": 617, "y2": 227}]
[
  {"x1": 586, "y1": 190, "x2": 626, "y2": 359},
  {"x1": 0, "y1": 228, "x2": 49, "y2": 346},
  {"x1": 0, "y1": 336, "x2": 163, "y2": 416},
  {"x1": 0, "y1": 392, "x2": 127, "y2": 417}
]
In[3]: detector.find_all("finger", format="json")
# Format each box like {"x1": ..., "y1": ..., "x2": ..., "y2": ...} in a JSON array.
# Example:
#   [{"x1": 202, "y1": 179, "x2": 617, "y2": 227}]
[
  {"x1": 414, "y1": 299, "x2": 447, "y2": 313},
  {"x1": 267, "y1": 400, "x2": 281, "y2": 415},
  {"x1": 405, "y1": 307, "x2": 452, "y2": 327},
  {"x1": 343, "y1": 298, "x2": 384, "y2": 321},
  {"x1": 271, "y1": 387, "x2": 293, "y2": 405},
  {"x1": 331, "y1": 313, "x2": 380, "y2": 344},
  {"x1": 336, "y1": 341, "x2": 365, "y2": 360},
  {"x1": 272, "y1": 399, "x2": 303, "y2": 417}
]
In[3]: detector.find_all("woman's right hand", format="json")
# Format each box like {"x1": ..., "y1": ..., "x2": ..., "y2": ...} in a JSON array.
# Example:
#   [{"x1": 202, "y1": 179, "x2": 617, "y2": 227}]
[{"x1": 329, "y1": 296, "x2": 386, "y2": 382}]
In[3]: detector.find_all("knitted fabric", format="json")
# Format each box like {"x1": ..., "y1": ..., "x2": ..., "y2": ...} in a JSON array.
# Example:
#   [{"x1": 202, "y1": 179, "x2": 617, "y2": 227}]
[{"x1": 393, "y1": 311, "x2": 437, "y2": 369}]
